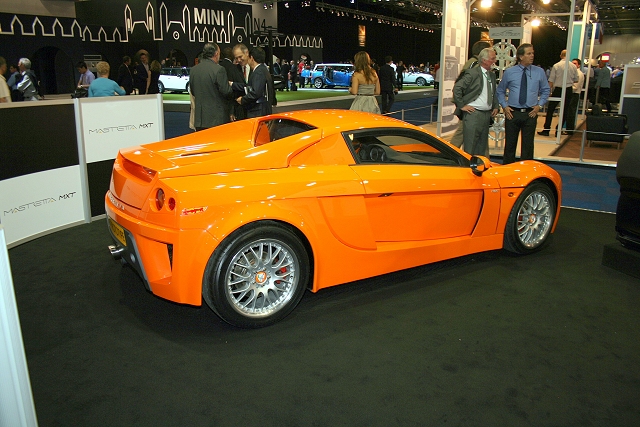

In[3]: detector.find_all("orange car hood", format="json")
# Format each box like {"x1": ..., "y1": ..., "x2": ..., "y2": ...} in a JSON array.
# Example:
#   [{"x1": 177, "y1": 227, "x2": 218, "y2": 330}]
[{"x1": 118, "y1": 120, "x2": 324, "y2": 178}]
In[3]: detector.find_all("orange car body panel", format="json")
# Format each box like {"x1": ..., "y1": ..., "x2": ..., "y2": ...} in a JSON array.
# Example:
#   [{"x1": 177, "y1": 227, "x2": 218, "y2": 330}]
[{"x1": 105, "y1": 110, "x2": 562, "y2": 306}]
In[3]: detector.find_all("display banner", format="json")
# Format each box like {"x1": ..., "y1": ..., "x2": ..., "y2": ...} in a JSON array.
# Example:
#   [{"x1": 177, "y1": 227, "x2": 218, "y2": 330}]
[
  {"x1": 0, "y1": 166, "x2": 85, "y2": 246},
  {"x1": 489, "y1": 27, "x2": 523, "y2": 40},
  {"x1": 76, "y1": 94, "x2": 165, "y2": 218},
  {"x1": 77, "y1": 94, "x2": 165, "y2": 164},
  {"x1": 437, "y1": 0, "x2": 468, "y2": 137}
]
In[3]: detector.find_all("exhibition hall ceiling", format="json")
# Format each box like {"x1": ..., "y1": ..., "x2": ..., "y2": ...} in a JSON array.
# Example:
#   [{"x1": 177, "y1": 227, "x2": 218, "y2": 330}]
[{"x1": 272, "y1": 0, "x2": 640, "y2": 35}]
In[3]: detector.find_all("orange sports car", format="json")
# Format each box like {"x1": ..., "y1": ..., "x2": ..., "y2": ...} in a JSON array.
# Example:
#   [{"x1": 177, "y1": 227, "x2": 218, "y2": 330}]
[{"x1": 105, "y1": 110, "x2": 562, "y2": 328}]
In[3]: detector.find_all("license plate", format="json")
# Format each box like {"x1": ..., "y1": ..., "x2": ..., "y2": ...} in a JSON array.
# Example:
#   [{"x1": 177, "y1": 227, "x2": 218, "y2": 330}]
[{"x1": 109, "y1": 218, "x2": 127, "y2": 247}]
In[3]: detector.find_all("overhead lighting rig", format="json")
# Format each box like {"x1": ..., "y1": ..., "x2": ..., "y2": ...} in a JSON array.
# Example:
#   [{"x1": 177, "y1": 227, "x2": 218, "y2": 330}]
[
  {"x1": 315, "y1": 1, "x2": 439, "y2": 32},
  {"x1": 512, "y1": 0, "x2": 569, "y2": 30}
]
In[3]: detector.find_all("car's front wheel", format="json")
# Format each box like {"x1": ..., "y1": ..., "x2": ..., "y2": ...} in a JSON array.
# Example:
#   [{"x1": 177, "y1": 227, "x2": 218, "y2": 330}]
[
  {"x1": 203, "y1": 222, "x2": 310, "y2": 328},
  {"x1": 416, "y1": 77, "x2": 427, "y2": 86},
  {"x1": 313, "y1": 77, "x2": 324, "y2": 89},
  {"x1": 158, "y1": 81, "x2": 165, "y2": 93},
  {"x1": 503, "y1": 182, "x2": 556, "y2": 254}
]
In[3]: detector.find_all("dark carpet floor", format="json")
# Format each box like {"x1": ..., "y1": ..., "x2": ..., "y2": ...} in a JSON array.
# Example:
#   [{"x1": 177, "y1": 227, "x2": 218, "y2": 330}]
[{"x1": 9, "y1": 208, "x2": 640, "y2": 426}]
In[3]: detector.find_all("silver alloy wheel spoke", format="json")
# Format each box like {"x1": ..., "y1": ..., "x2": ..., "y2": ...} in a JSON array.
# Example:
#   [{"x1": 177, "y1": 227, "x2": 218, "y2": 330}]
[
  {"x1": 226, "y1": 239, "x2": 298, "y2": 317},
  {"x1": 516, "y1": 191, "x2": 552, "y2": 248}
]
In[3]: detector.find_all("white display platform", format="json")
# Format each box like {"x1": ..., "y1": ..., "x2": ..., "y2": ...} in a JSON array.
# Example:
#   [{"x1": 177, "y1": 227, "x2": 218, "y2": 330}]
[{"x1": 0, "y1": 226, "x2": 38, "y2": 427}]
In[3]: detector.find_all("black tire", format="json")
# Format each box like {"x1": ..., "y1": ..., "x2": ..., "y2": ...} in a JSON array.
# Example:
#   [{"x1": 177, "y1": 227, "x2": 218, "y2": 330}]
[
  {"x1": 186, "y1": 82, "x2": 190, "y2": 94},
  {"x1": 202, "y1": 222, "x2": 309, "y2": 328},
  {"x1": 416, "y1": 77, "x2": 426, "y2": 86},
  {"x1": 313, "y1": 77, "x2": 324, "y2": 89},
  {"x1": 158, "y1": 81, "x2": 165, "y2": 93},
  {"x1": 503, "y1": 182, "x2": 556, "y2": 254}
]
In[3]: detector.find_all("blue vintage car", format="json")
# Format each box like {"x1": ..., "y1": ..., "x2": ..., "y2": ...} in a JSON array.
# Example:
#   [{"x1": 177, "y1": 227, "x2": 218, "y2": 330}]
[{"x1": 301, "y1": 63, "x2": 355, "y2": 89}]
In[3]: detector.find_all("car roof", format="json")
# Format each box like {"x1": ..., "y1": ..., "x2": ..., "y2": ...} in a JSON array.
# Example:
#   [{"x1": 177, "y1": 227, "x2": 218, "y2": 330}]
[{"x1": 275, "y1": 109, "x2": 417, "y2": 135}]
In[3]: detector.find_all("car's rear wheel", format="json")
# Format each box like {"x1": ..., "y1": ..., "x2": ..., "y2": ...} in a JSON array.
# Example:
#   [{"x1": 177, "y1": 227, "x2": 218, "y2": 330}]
[
  {"x1": 203, "y1": 223, "x2": 309, "y2": 328},
  {"x1": 503, "y1": 182, "x2": 556, "y2": 254},
  {"x1": 158, "y1": 81, "x2": 165, "y2": 93},
  {"x1": 186, "y1": 82, "x2": 190, "y2": 94},
  {"x1": 313, "y1": 77, "x2": 324, "y2": 89},
  {"x1": 416, "y1": 77, "x2": 427, "y2": 86}
]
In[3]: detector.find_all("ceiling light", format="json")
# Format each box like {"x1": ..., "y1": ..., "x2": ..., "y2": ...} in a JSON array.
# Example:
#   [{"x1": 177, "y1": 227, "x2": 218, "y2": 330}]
[
  {"x1": 542, "y1": 0, "x2": 551, "y2": 4},
  {"x1": 481, "y1": 0, "x2": 492, "y2": 7},
  {"x1": 531, "y1": 17, "x2": 541, "y2": 26}
]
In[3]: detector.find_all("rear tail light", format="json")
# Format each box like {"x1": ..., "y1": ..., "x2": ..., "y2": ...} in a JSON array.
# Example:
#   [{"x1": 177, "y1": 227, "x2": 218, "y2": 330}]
[
  {"x1": 155, "y1": 189, "x2": 165, "y2": 210},
  {"x1": 155, "y1": 189, "x2": 176, "y2": 211}
]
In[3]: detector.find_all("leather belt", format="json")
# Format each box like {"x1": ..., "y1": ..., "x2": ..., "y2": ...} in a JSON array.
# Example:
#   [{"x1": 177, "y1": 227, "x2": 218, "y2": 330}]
[{"x1": 509, "y1": 106, "x2": 534, "y2": 112}]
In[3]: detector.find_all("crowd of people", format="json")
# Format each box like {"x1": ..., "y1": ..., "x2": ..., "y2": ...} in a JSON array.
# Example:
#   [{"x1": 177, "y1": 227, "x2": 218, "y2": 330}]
[
  {"x1": 0, "y1": 50, "x2": 165, "y2": 102},
  {"x1": 0, "y1": 44, "x2": 278, "y2": 132},
  {"x1": 188, "y1": 42, "x2": 276, "y2": 130},
  {"x1": 1, "y1": 45, "x2": 628, "y2": 163},
  {"x1": 0, "y1": 57, "x2": 43, "y2": 102}
]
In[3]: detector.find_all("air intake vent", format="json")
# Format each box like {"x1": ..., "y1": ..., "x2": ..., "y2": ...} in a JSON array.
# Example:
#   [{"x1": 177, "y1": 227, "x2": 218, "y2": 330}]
[{"x1": 122, "y1": 158, "x2": 156, "y2": 182}]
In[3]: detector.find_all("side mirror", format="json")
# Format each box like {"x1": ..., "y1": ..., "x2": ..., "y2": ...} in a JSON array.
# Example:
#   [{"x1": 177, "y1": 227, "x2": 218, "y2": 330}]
[{"x1": 470, "y1": 155, "x2": 491, "y2": 176}]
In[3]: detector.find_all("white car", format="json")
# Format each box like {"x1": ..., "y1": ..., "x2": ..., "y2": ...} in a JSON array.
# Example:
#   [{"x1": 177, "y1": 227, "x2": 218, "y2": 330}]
[
  {"x1": 402, "y1": 71, "x2": 434, "y2": 86},
  {"x1": 158, "y1": 67, "x2": 190, "y2": 93}
]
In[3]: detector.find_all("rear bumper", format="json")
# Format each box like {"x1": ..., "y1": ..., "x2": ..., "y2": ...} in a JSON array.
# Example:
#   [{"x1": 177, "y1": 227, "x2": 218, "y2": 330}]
[{"x1": 105, "y1": 192, "x2": 219, "y2": 306}]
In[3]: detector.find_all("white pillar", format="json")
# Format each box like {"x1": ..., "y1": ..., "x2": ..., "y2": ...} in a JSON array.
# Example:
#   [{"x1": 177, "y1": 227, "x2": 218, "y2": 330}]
[{"x1": 0, "y1": 226, "x2": 38, "y2": 427}]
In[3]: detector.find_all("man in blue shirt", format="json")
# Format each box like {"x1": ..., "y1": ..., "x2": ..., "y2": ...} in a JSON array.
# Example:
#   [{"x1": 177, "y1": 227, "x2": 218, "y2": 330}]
[{"x1": 497, "y1": 43, "x2": 550, "y2": 164}]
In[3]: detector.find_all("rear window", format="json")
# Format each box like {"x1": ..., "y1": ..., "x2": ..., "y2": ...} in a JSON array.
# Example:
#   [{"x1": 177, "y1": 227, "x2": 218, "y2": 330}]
[{"x1": 254, "y1": 119, "x2": 317, "y2": 146}]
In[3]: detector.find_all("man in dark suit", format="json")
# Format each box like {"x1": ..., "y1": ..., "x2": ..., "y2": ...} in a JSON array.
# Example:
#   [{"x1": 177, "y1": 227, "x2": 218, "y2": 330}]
[
  {"x1": 233, "y1": 47, "x2": 274, "y2": 118},
  {"x1": 453, "y1": 48, "x2": 499, "y2": 156},
  {"x1": 189, "y1": 42, "x2": 233, "y2": 130},
  {"x1": 233, "y1": 44, "x2": 251, "y2": 84},
  {"x1": 116, "y1": 56, "x2": 133, "y2": 95},
  {"x1": 378, "y1": 56, "x2": 397, "y2": 114},
  {"x1": 133, "y1": 51, "x2": 149, "y2": 94},
  {"x1": 280, "y1": 59, "x2": 290, "y2": 91},
  {"x1": 220, "y1": 46, "x2": 246, "y2": 121}
]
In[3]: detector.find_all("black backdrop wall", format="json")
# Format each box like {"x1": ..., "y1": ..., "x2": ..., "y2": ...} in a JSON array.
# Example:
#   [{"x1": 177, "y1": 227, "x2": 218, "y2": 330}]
[
  {"x1": 277, "y1": 5, "x2": 442, "y2": 67},
  {"x1": 0, "y1": 1, "x2": 571, "y2": 95}
]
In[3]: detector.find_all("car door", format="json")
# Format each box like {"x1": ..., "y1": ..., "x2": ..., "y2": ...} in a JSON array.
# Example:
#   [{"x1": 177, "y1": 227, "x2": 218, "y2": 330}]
[
  {"x1": 323, "y1": 66, "x2": 335, "y2": 85},
  {"x1": 345, "y1": 128, "x2": 500, "y2": 242}
]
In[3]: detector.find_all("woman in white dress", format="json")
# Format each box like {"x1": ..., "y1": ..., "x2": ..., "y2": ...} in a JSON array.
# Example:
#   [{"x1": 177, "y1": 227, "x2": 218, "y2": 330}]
[{"x1": 349, "y1": 51, "x2": 381, "y2": 114}]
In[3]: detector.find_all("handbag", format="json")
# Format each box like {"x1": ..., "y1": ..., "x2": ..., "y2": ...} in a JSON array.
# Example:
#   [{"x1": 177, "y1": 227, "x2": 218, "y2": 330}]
[{"x1": 72, "y1": 87, "x2": 88, "y2": 98}]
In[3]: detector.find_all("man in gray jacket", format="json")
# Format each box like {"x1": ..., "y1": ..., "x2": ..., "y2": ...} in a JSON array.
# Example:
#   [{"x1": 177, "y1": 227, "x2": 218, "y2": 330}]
[
  {"x1": 453, "y1": 48, "x2": 499, "y2": 156},
  {"x1": 16, "y1": 58, "x2": 41, "y2": 101},
  {"x1": 189, "y1": 42, "x2": 233, "y2": 130}
]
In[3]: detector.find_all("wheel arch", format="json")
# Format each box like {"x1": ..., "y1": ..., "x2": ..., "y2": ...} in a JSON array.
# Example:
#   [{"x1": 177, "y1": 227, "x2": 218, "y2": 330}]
[
  {"x1": 501, "y1": 178, "x2": 560, "y2": 254},
  {"x1": 203, "y1": 218, "x2": 316, "y2": 293}
]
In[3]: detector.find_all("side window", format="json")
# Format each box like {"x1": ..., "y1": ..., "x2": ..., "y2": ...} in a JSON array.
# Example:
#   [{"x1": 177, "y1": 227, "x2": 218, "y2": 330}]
[
  {"x1": 344, "y1": 130, "x2": 466, "y2": 166},
  {"x1": 254, "y1": 118, "x2": 317, "y2": 146}
]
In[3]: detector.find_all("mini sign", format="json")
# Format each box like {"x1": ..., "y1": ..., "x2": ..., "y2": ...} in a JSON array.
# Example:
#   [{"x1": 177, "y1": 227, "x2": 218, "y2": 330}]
[{"x1": 489, "y1": 27, "x2": 524, "y2": 40}]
